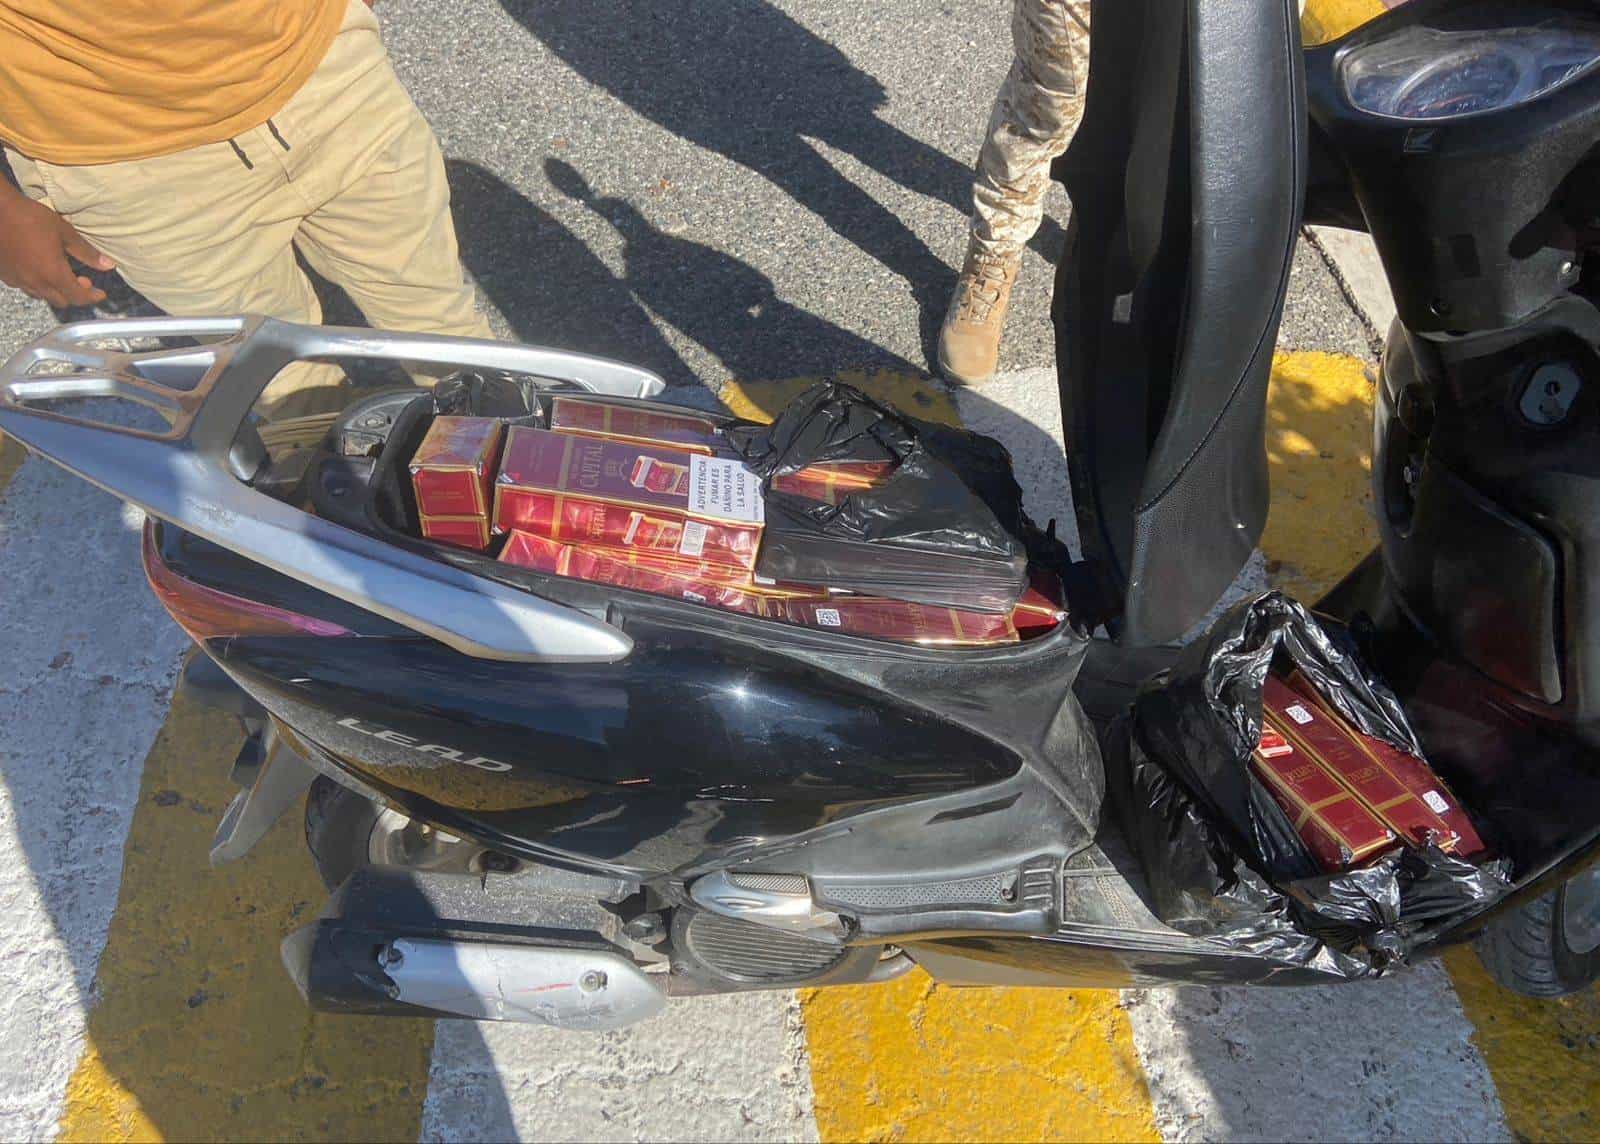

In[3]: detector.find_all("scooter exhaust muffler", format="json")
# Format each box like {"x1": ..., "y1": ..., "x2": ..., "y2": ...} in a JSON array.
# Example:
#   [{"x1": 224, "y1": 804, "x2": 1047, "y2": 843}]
[
  {"x1": 281, "y1": 865, "x2": 664, "y2": 1030},
  {"x1": 282, "y1": 923, "x2": 665, "y2": 1030}
]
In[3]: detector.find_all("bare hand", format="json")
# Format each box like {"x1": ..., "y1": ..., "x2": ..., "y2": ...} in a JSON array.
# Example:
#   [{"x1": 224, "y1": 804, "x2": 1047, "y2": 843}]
[{"x1": 0, "y1": 192, "x2": 115, "y2": 309}]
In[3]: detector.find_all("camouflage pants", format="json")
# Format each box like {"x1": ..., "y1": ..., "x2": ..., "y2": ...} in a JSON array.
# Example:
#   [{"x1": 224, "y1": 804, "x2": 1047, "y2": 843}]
[{"x1": 969, "y1": 0, "x2": 1091, "y2": 262}]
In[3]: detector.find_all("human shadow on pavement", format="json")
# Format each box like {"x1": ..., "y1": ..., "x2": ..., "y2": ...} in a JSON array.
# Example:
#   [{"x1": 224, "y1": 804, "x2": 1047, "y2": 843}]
[
  {"x1": 496, "y1": 0, "x2": 1066, "y2": 367},
  {"x1": 540, "y1": 157, "x2": 918, "y2": 383},
  {"x1": 447, "y1": 159, "x2": 700, "y2": 388}
]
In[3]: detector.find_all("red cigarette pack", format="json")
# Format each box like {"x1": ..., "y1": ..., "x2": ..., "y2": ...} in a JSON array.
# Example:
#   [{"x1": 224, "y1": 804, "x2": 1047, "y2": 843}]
[
  {"x1": 409, "y1": 416, "x2": 503, "y2": 518},
  {"x1": 770, "y1": 459, "x2": 897, "y2": 504},
  {"x1": 1276, "y1": 673, "x2": 1487, "y2": 858},
  {"x1": 1250, "y1": 713, "x2": 1399, "y2": 871},
  {"x1": 1011, "y1": 569, "x2": 1068, "y2": 636},
  {"x1": 804, "y1": 458, "x2": 897, "y2": 484},
  {"x1": 499, "y1": 531, "x2": 793, "y2": 617},
  {"x1": 548, "y1": 396, "x2": 725, "y2": 454},
  {"x1": 419, "y1": 514, "x2": 492, "y2": 551},
  {"x1": 499, "y1": 533, "x2": 1023, "y2": 646},
  {"x1": 784, "y1": 597, "x2": 1019, "y2": 647},
  {"x1": 494, "y1": 427, "x2": 765, "y2": 571},
  {"x1": 500, "y1": 531, "x2": 571, "y2": 574}
]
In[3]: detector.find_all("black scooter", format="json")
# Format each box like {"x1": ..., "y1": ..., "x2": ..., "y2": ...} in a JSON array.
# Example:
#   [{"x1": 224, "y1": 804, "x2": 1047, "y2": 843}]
[{"x1": 2, "y1": 0, "x2": 1598, "y2": 1029}]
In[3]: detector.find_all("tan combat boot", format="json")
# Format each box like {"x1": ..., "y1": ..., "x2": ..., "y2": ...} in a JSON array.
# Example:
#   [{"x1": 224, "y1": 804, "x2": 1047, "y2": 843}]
[{"x1": 937, "y1": 242, "x2": 1020, "y2": 384}]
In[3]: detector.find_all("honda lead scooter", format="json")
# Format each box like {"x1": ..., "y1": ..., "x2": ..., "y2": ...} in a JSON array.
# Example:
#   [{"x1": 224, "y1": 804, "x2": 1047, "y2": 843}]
[{"x1": 1, "y1": 0, "x2": 1598, "y2": 1028}]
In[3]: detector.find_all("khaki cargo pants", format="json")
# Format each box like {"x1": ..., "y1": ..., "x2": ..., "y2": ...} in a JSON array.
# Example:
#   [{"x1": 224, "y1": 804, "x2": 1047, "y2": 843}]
[
  {"x1": 970, "y1": 0, "x2": 1092, "y2": 262},
  {"x1": 5, "y1": 0, "x2": 491, "y2": 417}
]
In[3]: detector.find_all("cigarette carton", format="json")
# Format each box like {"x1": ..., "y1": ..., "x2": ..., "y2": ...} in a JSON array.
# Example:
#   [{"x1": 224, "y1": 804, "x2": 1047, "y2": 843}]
[
  {"x1": 1275, "y1": 673, "x2": 1487, "y2": 858},
  {"x1": 495, "y1": 427, "x2": 765, "y2": 571},
  {"x1": 548, "y1": 396, "x2": 725, "y2": 454},
  {"x1": 1011, "y1": 569, "x2": 1068, "y2": 635},
  {"x1": 784, "y1": 598, "x2": 1019, "y2": 646},
  {"x1": 409, "y1": 416, "x2": 503, "y2": 518},
  {"x1": 498, "y1": 530, "x2": 571, "y2": 574},
  {"x1": 770, "y1": 459, "x2": 897, "y2": 504},
  {"x1": 498, "y1": 530, "x2": 793, "y2": 616},
  {"x1": 1250, "y1": 712, "x2": 1399, "y2": 871},
  {"x1": 419, "y1": 514, "x2": 492, "y2": 551}
]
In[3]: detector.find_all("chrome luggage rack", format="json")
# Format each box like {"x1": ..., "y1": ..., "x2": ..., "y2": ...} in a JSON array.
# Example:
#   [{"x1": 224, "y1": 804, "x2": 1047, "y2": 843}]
[{"x1": 0, "y1": 316, "x2": 668, "y2": 663}]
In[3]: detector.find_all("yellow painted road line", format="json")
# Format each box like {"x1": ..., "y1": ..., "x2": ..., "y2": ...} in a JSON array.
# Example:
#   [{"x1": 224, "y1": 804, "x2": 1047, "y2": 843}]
[
  {"x1": 719, "y1": 367, "x2": 962, "y2": 428},
  {"x1": 1259, "y1": 351, "x2": 1378, "y2": 599},
  {"x1": 1442, "y1": 947, "x2": 1600, "y2": 1142},
  {"x1": 56, "y1": 688, "x2": 435, "y2": 1142},
  {"x1": 0, "y1": 432, "x2": 26, "y2": 499},
  {"x1": 726, "y1": 371, "x2": 1161, "y2": 1144},
  {"x1": 803, "y1": 972, "x2": 1158, "y2": 1143},
  {"x1": 1301, "y1": 0, "x2": 1389, "y2": 48}
]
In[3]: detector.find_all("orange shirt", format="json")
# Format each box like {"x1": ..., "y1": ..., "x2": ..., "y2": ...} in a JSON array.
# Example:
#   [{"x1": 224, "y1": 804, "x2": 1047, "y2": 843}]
[{"x1": 0, "y1": 0, "x2": 345, "y2": 165}]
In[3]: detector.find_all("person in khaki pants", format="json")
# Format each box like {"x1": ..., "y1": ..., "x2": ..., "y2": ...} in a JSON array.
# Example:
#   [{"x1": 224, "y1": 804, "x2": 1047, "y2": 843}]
[
  {"x1": 939, "y1": 0, "x2": 1091, "y2": 384},
  {"x1": 0, "y1": 0, "x2": 491, "y2": 417}
]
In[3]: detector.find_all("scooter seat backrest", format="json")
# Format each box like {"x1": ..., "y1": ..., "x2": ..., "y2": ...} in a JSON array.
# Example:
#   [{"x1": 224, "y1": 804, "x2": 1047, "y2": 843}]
[{"x1": 1054, "y1": 0, "x2": 1306, "y2": 645}]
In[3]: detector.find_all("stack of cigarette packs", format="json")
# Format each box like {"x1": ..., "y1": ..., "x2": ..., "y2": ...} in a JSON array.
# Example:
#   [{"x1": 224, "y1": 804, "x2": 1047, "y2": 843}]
[
  {"x1": 495, "y1": 425, "x2": 766, "y2": 571},
  {"x1": 407, "y1": 397, "x2": 1068, "y2": 647},
  {"x1": 408, "y1": 416, "x2": 504, "y2": 550},
  {"x1": 1251, "y1": 674, "x2": 1486, "y2": 872}
]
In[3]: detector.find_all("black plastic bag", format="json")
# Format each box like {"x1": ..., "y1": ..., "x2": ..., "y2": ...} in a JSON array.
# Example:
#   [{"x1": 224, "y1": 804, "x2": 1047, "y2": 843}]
[
  {"x1": 726, "y1": 381, "x2": 1031, "y2": 612},
  {"x1": 1104, "y1": 591, "x2": 1511, "y2": 978},
  {"x1": 431, "y1": 369, "x2": 545, "y2": 422}
]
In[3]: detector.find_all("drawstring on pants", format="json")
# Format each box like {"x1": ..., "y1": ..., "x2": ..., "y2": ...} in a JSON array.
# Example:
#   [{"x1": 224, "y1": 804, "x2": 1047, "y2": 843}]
[{"x1": 227, "y1": 119, "x2": 290, "y2": 170}]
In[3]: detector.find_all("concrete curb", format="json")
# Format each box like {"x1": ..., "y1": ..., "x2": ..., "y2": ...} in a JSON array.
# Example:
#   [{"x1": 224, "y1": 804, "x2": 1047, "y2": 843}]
[{"x1": 1309, "y1": 225, "x2": 1397, "y2": 337}]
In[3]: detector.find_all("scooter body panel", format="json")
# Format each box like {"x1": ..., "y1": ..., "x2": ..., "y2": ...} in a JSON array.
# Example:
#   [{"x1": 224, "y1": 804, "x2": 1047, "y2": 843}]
[
  {"x1": 216, "y1": 627, "x2": 1039, "y2": 874},
  {"x1": 162, "y1": 497, "x2": 1101, "y2": 881}
]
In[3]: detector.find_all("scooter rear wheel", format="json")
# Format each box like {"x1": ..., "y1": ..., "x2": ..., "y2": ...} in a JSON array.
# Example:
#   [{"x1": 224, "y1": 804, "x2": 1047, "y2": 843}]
[
  {"x1": 1474, "y1": 868, "x2": 1600, "y2": 998},
  {"x1": 304, "y1": 777, "x2": 506, "y2": 891},
  {"x1": 304, "y1": 777, "x2": 385, "y2": 891}
]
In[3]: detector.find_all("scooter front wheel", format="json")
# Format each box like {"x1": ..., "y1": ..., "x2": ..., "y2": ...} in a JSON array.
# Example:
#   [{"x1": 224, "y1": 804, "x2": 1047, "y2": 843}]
[{"x1": 1475, "y1": 867, "x2": 1600, "y2": 998}]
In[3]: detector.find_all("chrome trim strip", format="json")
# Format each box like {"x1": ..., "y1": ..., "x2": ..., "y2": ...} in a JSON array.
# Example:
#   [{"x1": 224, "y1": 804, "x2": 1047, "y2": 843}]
[
  {"x1": 0, "y1": 316, "x2": 660, "y2": 662},
  {"x1": 691, "y1": 870, "x2": 848, "y2": 943}
]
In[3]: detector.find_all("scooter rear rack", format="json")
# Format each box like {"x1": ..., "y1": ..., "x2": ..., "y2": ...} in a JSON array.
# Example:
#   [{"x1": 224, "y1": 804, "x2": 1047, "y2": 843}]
[{"x1": 0, "y1": 316, "x2": 664, "y2": 664}]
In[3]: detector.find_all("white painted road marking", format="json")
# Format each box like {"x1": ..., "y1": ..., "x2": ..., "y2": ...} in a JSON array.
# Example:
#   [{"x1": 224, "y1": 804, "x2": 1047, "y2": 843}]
[{"x1": 0, "y1": 445, "x2": 185, "y2": 1139}]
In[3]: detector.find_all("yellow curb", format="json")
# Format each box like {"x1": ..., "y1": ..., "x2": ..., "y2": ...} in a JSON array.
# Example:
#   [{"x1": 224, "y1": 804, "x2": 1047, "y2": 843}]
[
  {"x1": 802, "y1": 971, "x2": 1159, "y2": 1143},
  {"x1": 56, "y1": 688, "x2": 435, "y2": 1142},
  {"x1": 719, "y1": 368, "x2": 960, "y2": 427},
  {"x1": 0, "y1": 431, "x2": 25, "y2": 499},
  {"x1": 1259, "y1": 350, "x2": 1378, "y2": 599},
  {"x1": 1301, "y1": 0, "x2": 1389, "y2": 47},
  {"x1": 1442, "y1": 947, "x2": 1600, "y2": 1142}
]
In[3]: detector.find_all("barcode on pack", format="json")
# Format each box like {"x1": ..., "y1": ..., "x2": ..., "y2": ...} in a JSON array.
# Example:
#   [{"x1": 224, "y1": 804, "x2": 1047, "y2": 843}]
[{"x1": 678, "y1": 520, "x2": 709, "y2": 557}]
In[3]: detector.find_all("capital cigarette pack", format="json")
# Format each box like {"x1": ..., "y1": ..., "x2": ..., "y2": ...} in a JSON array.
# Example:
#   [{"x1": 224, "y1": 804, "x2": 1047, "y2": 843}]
[
  {"x1": 547, "y1": 395, "x2": 726, "y2": 455},
  {"x1": 1251, "y1": 675, "x2": 1486, "y2": 872},
  {"x1": 499, "y1": 531, "x2": 792, "y2": 617},
  {"x1": 1271, "y1": 674, "x2": 1485, "y2": 858},
  {"x1": 494, "y1": 426, "x2": 765, "y2": 571}
]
